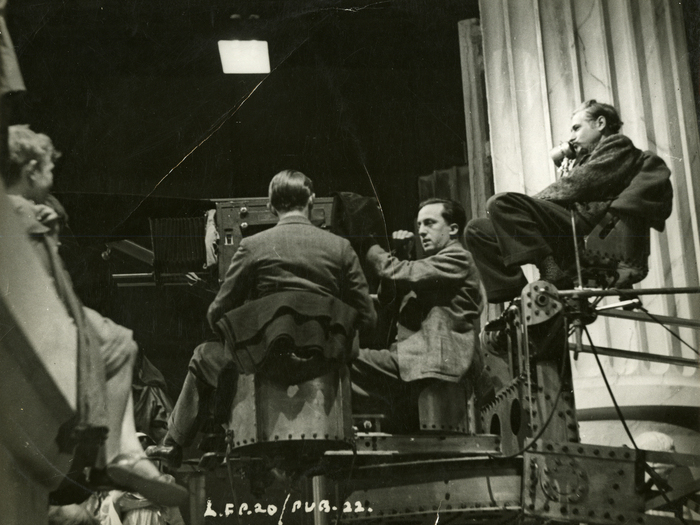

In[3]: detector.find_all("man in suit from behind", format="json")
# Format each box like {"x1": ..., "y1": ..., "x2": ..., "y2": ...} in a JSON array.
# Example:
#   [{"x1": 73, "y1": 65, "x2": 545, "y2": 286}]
[
  {"x1": 206, "y1": 170, "x2": 376, "y2": 330},
  {"x1": 148, "y1": 169, "x2": 376, "y2": 465}
]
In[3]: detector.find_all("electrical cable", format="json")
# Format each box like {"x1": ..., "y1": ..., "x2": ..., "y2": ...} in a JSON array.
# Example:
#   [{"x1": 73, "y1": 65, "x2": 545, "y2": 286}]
[
  {"x1": 488, "y1": 324, "x2": 570, "y2": 460},
  {"x1": 488, "y1": 380, "x2": 564, "y2": 460},
  {"x1": 224, "y1": 446, "x2": 241, "y2": 525},
  {"x1": 583, "y1": 326, "x2": 637, "y2": 449},
  {"x1": 583, "y1": 326, "x2": 689, "y2": 525},
  {"x1": 638, "y1": 306, "x2": 700, "y2": 356}
]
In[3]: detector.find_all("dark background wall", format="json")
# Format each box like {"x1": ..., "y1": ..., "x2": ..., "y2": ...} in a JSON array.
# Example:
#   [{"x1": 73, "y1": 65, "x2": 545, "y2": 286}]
[
  {"x1": 6, "y1": 0, "x2": 480, "y2": 393},
  {"x1": 8, "y1": 1, "x2": 478, "y2": 233},
  {"x1": 7, "y1": 1, "x2": 700, "y2": 396}
]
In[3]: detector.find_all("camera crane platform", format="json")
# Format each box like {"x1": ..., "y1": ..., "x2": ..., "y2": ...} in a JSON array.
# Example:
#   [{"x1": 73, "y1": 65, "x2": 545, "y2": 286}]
[
  {"x1": 309, "y1": 282, "x2": 700, "y2": 525},
  {"x1": 183, "y1": 281, "x2": 700, "y2": 525},
  {"x1": 100, "y1": 196, "x2": 699, "y2": 525}
]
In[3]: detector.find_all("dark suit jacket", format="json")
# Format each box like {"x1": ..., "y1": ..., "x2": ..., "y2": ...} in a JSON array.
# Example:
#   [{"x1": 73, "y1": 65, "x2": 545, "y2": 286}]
[
  {"x1": 207, "y1": 214, "x2": 376, "y2": 334},
  {"x1": 610, "y1": 150, "x2": 673, "y2": 231},
  {"x1": 216, "y1": 291, "x2": 361, "y2": 384},
  {"x1": 366, "y1": 240, "x2": 483, "y2": 383}
]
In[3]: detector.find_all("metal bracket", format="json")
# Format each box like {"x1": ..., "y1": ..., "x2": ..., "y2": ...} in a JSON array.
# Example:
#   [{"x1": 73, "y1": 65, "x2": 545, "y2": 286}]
[
  {"x1": 523, "y1": 440, "x2": 645, "y2": 524},
  {"x1": 521, "y1": 281, "x2": 563, "y2": 327}
]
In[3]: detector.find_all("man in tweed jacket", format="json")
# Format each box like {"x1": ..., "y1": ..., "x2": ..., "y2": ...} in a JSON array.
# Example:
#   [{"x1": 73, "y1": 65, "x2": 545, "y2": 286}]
[
  {"x1": 351, "y1": 199, "x2": 483, "y2": 432},
  {"x1": 466, "y1": 100, "x2": 673, "y2": 303}
]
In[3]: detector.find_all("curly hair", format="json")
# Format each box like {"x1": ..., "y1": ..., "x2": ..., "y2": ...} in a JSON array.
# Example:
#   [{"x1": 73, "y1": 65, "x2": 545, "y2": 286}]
[{"x1": 4, "y1": 124, "x2": 61, "y2": 187}]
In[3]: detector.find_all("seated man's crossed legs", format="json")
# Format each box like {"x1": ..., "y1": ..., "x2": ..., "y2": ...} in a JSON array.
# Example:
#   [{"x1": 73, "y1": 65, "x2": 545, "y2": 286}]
[
  {"x1": 80, "y1": 308, "x2": 189, "y2": 507},
  {"x1": 466, "y1": 192, "x2": 593, "y2": 303}
]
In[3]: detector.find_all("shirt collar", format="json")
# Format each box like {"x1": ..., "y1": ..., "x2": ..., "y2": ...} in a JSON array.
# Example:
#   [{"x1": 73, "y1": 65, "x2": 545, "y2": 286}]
[
  {"x1": 438, "y1": 239, "x2": 461, "y2": 252},
  {"x1": 276, "y1": 214, "x2": 312, "y2": 226}
]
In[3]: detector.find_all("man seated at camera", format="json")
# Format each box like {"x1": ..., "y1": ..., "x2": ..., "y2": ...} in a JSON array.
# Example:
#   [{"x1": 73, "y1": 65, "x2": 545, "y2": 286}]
[
  {"x1": 465, "y1": 100, "x2": 673, "y2": 304},
  {"x1": 351, "y1": 198, "x2": 484, "y2": 432},
  {"x1": 147, "y1": 170, "x2": 376, "y2": 466}
]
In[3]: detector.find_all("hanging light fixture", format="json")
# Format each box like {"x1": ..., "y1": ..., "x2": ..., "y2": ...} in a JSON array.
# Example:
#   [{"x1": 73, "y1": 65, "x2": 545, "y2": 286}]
[
  {"x1": 217, "y1": 13, "x2": 270, "y2": 74},
  {"x1": 217, "y1": 40, "x2": 270, "y2": 74}
]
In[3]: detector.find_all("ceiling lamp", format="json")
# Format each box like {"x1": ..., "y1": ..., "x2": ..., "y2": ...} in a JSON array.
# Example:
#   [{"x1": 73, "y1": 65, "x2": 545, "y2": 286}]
[{"x1": 217, "y1": 40, "x2": 271, "y2": 74}]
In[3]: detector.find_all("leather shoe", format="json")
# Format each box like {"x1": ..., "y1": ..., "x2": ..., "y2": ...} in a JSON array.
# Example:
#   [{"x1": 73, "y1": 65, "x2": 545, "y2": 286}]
[
  {"x1": 145, "y1": 443, "x2": 183, "y2": 468},
  {"x1": 106, "y1": 453, "x2": 188, "y2": 507}
]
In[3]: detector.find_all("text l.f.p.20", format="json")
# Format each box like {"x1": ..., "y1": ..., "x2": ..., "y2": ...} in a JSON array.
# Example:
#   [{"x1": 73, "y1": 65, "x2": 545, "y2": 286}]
[{"x1": 205, "y1": 497, "x2": 373, "y2": 519}]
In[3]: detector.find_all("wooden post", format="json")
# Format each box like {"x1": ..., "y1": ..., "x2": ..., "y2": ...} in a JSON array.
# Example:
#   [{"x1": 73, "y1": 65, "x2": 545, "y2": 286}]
[{"x1": 458, "y1": 19, "x2": 494, "y2": 220}]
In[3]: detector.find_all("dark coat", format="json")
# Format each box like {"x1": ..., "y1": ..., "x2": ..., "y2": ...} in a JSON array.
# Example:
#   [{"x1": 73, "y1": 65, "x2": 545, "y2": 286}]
[
  {"x1": 216, "y1": 291, "x2": 360, "y2": 383},
  {"x1": 207, "y1": 214, "x2": 376, "y2": 330},
  {"x1": 207, "y1": 214, "x2": 376, "y2": 383},
  {"x1": 534, "y1": 134, "x2": 672, "y2": 231}
]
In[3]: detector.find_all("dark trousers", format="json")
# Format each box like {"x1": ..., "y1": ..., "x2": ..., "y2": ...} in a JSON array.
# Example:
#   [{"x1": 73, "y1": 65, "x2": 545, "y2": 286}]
[
  {"x1": 350, "y1": 347, "x2": 420, "y2": 433},
  {"x1": 167, "y1": 342, "x2": 236, "y2": 447},
  {"x1": 465, "y1": 193, "x2": 593, "y2": 303},
  {"x1": 171, "y1": 343, "x2": 422, "y2": 441}
]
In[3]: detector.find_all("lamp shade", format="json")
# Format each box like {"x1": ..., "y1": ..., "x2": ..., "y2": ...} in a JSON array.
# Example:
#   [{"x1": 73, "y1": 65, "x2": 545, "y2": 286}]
[{"x1": 217, "y1": 40, "x2": 271, "y2": 74}]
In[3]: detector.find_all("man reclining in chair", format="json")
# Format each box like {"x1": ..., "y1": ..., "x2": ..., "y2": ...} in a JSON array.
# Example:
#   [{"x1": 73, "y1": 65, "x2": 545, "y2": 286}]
[
  {"x1": 147, "y1": 170, "x2": 376, "y2": 466},
  {"x1": 465, "y1": 100, "x2": 673, "y2": 304}
]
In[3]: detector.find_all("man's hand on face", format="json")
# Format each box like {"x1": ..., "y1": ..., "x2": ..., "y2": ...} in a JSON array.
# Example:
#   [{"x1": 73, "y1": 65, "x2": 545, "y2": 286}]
[{"x1": 391, "y1": 230, "x2": 415, "y2": 260}]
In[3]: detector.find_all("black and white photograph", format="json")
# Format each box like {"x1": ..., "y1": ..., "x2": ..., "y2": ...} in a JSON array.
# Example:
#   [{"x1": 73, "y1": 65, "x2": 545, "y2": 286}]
[{"x1": 1, "y1": 1, "x2": 699, "y2": 524}]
